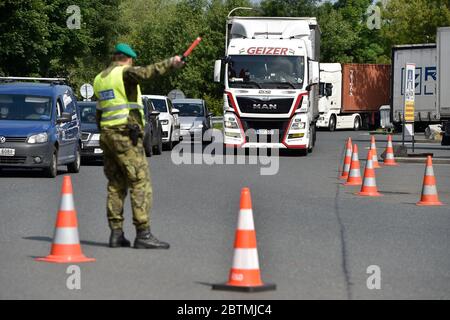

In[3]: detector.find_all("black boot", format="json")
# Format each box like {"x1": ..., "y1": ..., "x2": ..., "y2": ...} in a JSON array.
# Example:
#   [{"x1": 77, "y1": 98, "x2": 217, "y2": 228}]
[
  {"x1": 109, "y1": 229, "x2": 131, "y2": 248},
  {"x1": 134, "y1": 228, "x2": 170, "y2": 249}
]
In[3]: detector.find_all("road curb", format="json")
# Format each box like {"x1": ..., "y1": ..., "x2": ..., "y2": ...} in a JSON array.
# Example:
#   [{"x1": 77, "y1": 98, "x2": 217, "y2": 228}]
[{"x1": 392, "y1": 157, "x2": 450, "y2": 164}]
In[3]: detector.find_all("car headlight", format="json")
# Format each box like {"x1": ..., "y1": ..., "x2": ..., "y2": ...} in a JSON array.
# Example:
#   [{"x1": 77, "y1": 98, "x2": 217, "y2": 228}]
[
  {"x1": 196, "y1": 124, "x2": 204, "y2": 129},
  {"x1": 27, "y1": 133, "x2": 48, "y2": 144},
  {"x1": 91, "y1": 134, "x2": 101, "y2": 141},
  {"x1": 160, "y1": 120, "x2": 169, "y2": 125}
]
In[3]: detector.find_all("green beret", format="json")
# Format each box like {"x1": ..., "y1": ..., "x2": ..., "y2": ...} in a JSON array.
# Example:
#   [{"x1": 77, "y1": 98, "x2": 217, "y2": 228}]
[{"x1": 114, "y1": 43, "x2": 137, "y2": 59}]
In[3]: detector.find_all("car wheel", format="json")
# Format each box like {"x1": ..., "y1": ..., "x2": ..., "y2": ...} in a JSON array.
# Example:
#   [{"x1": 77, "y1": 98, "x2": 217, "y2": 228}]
[
  {"x1": 153, "y1": 129, "x2": 163, "y2": 155},
  {"x1": 45, "y1": 151, "x2": 58, "y2": 178},
  {"x1": 67, "y1": 145, "x2": 81, "y2": 173},
  {"x1": 329, "y1": 115, "x2": 336, "y2": 132},
  {"x1": 354, "y1": 116, "x2": 361, "y2": 131}
]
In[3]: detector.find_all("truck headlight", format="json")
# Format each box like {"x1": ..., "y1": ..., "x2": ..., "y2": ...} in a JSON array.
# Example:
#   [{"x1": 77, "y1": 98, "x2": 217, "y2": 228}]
[
  {"x1": 224, "y1": 116, "x2": 239, "y2": 129},
  {"x1": 160, "y1": 120, "x2": 169, "y2": 125},
  {"x1": 291, "y1": 120, "x2": 306, "y2": 130},
  {"x1": 27, "y1": 133, "x2": 48, "y2": 144}
]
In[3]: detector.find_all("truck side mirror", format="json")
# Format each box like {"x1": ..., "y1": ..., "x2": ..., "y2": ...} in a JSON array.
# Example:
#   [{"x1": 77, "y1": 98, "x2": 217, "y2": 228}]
[
  {"x1": 308, "y1": 61, "x2": 320, "y2": 85},
  {"x1": 214, "y1": 60, "x2": 222, "y2": 83}
]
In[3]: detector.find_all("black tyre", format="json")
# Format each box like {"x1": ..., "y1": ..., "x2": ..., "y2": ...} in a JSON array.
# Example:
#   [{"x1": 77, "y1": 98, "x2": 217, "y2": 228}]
[
  {"x1": 153, "y1": 129, "x2": 163, "y2": 155},
  {"x1": 354, "y1": 116, "x2": 361, "y2": 131},
  {"x1": 67, "y1": 145, "x2": 81, "y2": 173},
  {"x1": 164, "y1": 138, "x2": 174, "y2": 151},
  {"x1": 144, "y1": 133, "x2": 153, "y2": 157},
  {"x1": 329, "y1": 115, "x2": 337, "y2": 132},
  {"x1": 45, "y1": 151, "x2": 58, "y2": 178}
]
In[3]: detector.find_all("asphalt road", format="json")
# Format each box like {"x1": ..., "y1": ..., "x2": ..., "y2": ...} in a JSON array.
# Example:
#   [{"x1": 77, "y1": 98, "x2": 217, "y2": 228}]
[{"x1": 1, "y1": 131, "x2": 449, "y2": 300}]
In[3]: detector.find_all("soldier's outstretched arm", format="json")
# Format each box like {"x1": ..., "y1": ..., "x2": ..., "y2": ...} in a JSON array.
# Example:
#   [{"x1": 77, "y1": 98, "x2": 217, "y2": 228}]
[{"x1": 125, "y1": 56, "x2": 185, "y2": 82}]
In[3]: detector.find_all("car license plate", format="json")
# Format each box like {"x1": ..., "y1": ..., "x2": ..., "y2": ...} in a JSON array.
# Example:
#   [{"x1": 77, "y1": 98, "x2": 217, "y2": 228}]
[
  {"x1": 256, "y1": 129, "x2": 275, "y2": 135},
  {"x1": 0, "y1": 148, "x2": 15, "y2": 157},
  {"x1": 94, "y1": 148, "x2": 103, "y2": 154}
]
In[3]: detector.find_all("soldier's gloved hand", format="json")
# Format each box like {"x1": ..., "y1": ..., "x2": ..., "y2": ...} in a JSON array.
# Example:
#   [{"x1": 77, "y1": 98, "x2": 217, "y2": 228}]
[{"x1": 171, "y1": 56, "x2": 185, "y2": 69}]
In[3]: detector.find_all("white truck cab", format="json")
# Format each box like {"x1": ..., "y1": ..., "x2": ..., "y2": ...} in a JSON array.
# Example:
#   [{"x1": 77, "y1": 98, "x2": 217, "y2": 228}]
[{"x1": 214, "y1": 17, "x2": 320, "y2": 154}]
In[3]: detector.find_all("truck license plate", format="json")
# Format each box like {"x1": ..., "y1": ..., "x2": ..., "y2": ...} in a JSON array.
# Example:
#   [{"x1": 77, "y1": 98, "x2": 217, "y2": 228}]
[
  {"x1": 0, "y1": 148, "x2": 15, "y2": 157},
  {"x1": 256, "y1": 129, "x2": 275, "y2": 135}
]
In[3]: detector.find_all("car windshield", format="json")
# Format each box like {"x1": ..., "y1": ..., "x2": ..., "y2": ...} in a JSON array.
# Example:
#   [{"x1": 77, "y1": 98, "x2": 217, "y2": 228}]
[
  {"x1": 150, "y1": 99, "x2": 167, "y2": 112},
  {"x1": 228, "y1": 55, "x2": 305, "y2": 89},
  {"x1": 173, "y1": 103, "x2": 204, "y2": 117},
  {"x1": 0, "y1": 94, "x2": 52, "y2": 121},
  {"x1": 79, "y1": 103, "x2": 97, "y2": 124}
]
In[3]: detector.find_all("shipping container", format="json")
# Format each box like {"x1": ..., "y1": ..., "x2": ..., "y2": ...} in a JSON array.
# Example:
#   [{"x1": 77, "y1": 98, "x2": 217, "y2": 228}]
[
  {"x1": 391, "y1": 44, "x2": 438, "y2": 124},
  {"x1": 437, "y1": 27, "x2": 450, "y2": 118},
  {"x1": 341, "y1": 64, "x2": 391, "y2": 113}
]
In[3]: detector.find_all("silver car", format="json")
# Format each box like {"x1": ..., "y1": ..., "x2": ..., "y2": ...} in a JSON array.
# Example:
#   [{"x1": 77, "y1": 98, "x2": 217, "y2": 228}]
[{"x1": 172, "y1": 99, "x2": 213, "y2": 143}]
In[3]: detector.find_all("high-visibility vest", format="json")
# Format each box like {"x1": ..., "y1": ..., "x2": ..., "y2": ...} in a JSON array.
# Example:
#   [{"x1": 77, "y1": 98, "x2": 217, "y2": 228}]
[{"x1": 93, "y1": 65, "x2": 144, "y2": 128}]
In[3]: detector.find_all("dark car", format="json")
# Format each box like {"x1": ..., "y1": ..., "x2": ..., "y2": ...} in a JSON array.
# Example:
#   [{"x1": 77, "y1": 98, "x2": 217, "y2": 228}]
[
  {"x1": 142, "y1": 97, "x2": 163, "y2": 157},
  {"x1": 0, "y1": 77, "x2": 81, "y2": 177},
  {"x1": 78, "y1": 101, "x2": 103, "y2": 160}
]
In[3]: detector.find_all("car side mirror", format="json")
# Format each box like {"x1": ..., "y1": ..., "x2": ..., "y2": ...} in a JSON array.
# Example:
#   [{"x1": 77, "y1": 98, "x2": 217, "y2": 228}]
[
  {"x1": 207, "y1": 112, "x2": 213, "y2": 117},
  {"x1": 172, "y1": 108, "x2": 180, "y2": 114},
  {"x1": 150, "y1": 110, "x2": 160, "y2": 117},
  {"x1": 57, "y1": 112, "x2": 72, "y2": 124}
]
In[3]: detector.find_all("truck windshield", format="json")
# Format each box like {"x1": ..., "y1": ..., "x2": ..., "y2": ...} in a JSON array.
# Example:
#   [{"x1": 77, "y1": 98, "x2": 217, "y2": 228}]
[
  {"x1": 0, "y1": 94, "x2": 52, "y2": 121},
  {"x1": 173, "y1": 103, "x2": 204, "y2": 117},
  {"x1": 228, "y1": 55, "x2": 305, "y2": 89}
]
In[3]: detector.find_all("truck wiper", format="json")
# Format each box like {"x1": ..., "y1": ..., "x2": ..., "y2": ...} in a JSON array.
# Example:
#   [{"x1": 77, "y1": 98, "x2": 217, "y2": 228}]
[
  {"x1": 241, "y1": 81, "x2": 262, "y2": 89},
  {"x1": 267, "y1": 82, "x2": 297, "y2": 89}
]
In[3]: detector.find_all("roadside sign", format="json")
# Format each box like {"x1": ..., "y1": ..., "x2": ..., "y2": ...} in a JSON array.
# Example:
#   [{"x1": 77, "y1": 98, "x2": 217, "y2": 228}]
[
  {"x1": 404, "y1": 64, "x2": 416, "y2": 123},
  {"x1": 403, "y1": 63, "x2": 416, "y2": 151},
  {"x1": 80, "y1": 83, "x2": 94, "y2": 101},
  {"x1": 168, "y1": 89, "x2": 185, "y2": 100}
]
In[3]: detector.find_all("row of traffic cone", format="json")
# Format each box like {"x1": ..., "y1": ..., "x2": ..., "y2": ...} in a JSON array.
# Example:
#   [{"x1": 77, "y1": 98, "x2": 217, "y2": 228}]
[{"x1": 340, "y1": 136, "x2": 444, "y2": 206}]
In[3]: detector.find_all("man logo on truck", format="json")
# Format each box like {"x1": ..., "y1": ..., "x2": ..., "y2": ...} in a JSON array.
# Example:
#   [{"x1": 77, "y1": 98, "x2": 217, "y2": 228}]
[{"x1": 253, "y1": 103, "x2": 278, "y2": 110}]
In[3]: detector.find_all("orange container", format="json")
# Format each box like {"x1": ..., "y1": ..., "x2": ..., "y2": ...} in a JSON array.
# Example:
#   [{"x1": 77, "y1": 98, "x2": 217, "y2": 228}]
[{"x1": 341, "y1": 64, "x2": 391, "y2": 113}]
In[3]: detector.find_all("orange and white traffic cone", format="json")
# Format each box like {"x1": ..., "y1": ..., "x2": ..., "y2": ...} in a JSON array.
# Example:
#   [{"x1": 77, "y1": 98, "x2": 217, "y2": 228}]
[
  {"x1": 357, "y1": 149, "x2": 382, "y2": 197},
  {"x1": 383, "y1": 135, "x2": 398, "y2": 166},
  {"x1": 36, "y1": 176, "x2": 95, "y2": 263},
  {"x1": 370, "y1": 136, "x2": 381, "y2": 169},
  {"x1": 417, "y1": 156, "x2": 444, "y2": 206},
  {"x1": 340, "y1": 138, "x2": 353, "y2": 180},
  {"x1": 344, "y1": 144, "x2": 363, "y2": 186},
  {"x1": 212, "y1": 188, "x2": 276, "y2": 292}
]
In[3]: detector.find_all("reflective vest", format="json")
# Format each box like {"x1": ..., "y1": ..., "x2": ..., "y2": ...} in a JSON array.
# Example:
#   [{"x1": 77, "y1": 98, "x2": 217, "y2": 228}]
[{"x1": 93, "y1": 65, "x2": 144, "y2": 128}]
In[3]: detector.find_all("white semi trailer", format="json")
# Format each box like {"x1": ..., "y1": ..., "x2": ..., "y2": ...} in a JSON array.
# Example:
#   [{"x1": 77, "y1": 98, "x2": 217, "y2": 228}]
[{"x1": 214, "y1": 17, "x2": 320, "y2": 154}]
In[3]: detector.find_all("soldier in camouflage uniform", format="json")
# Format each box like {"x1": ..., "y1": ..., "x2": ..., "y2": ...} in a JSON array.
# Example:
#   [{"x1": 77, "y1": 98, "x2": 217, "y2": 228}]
[{"x1": 94, "y1": 43, "x2": 184, "y2": 249}]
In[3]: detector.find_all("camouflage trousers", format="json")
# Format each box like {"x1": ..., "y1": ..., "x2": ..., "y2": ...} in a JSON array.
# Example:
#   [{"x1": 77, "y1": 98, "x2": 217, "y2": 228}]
[{"x1": 100, "y1": 127, "x2": 152, "y2": 231}]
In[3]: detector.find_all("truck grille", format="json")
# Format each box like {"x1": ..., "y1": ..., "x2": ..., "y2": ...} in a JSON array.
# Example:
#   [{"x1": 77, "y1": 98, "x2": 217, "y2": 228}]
[
  {"x1": 5, "y1": 137, "x2": 27, "y2": 143},
  {"x1": 236, "y1": 97, "x2": 294, "y2": 114},
  {"x1": 0, "y1": 156, "x2": 27, "y2": 164},
  {"x1": 241, "y1": 119, "x2": 290, "y2": 143}
]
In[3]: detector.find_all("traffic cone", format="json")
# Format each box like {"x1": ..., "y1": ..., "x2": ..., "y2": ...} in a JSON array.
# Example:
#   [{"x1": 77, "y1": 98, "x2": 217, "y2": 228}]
[
  {"x1": 383, "y1": 135, "x2": 398, "y2": 166},
  {"x1": 344, "y1": 144, "x2": 362, "y2": 186},
  {"x1": 370, "y1": 136, "x2": 381, "y2": 169},
  {"x1": 340, "y1": 137, "x2": 353, "y2": 180},
  {"x1": 417, "y1": 156, "x2": 444, "y2": 206},
  {"x1": 356, "y1": 149, "x2": 382, "y2": 197},
  {"x1": 212, "y1": 188, "x2": 276, "y2": 292},
  {"x1": 36, "y1": 176, "x2": 95, "y2": 263}
]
